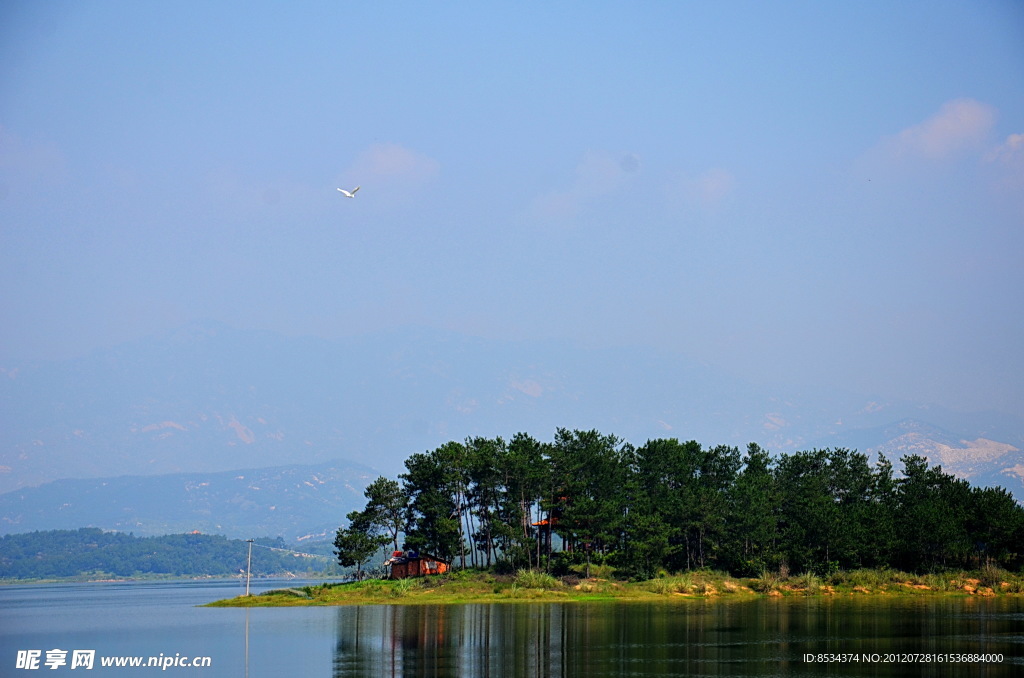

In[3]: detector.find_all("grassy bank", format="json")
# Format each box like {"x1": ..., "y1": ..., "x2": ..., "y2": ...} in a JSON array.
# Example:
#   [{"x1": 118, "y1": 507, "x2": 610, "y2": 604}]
[{"x1": 205, "y1": 566, "x2": 1024, "y2": 607}]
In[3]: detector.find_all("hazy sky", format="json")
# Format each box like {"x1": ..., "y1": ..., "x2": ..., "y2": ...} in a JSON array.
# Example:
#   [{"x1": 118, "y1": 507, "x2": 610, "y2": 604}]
[{"x1": 2, "y1": 1, "x2": 1023, "y2": 416}]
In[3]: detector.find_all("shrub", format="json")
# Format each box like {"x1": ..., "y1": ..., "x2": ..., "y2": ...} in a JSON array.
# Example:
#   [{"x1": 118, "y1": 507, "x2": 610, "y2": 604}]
[
  {"x1": 917, "y1": 574, "x2": 954, "y2": 591},
  {"x1": 569, "y1": 562, "x2": 616, "y2": 579},
  {"x1": 1002, "y1": 577, "x2": 1024, "y2": 593},
  {"x1": 751, "y1": 569, "x2": 781, "y2": 594},
  {"x1": 514, "y1": 569, "x2": 562, "y2": 590},
  {"x1": 791, "y1": 572, "x2": 821, "y2": 594},
  {"x1": 835, "y1": 569, "x2": 894, "y2": 589},
  {"x1": 576, "y1": 579, "x2": 614, "y2": 594},
  {"x1": 363, "y1": 580, "x2": 386, "y2": 595},
  {"x1": 492, "y1": 558, "x2": 518, "y2": 575},
  {"x1": 389, "y1": 578, "x2": 416, "y2": 598},
  {"x1": 979, "y1": 564, "x2": 1011, "y2": 589},
  {"x1": 647, "y1": 575, "x2": 693, "y2": 595}
]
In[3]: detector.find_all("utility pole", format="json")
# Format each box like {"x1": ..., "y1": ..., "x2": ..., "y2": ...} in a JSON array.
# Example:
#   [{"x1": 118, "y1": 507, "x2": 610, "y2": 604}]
[{"x1": 245, "y1": 539, "x2": 254, "y2": 596}]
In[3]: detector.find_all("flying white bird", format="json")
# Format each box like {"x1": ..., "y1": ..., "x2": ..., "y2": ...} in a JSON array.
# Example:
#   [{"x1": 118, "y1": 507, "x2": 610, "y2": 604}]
[{"x1": 337, "y1": 186, "x2": 360, "y2": 198}]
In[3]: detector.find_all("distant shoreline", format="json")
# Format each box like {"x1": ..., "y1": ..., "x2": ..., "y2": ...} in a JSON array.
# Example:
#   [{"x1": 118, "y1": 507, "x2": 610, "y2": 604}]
[{"x1": 0, "y1": 574, "x2": 335, "y2": 586}]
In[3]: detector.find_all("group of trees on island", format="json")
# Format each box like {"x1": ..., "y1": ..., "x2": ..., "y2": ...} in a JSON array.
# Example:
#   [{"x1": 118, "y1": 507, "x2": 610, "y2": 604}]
[{"x1": 336, "y1": 429, "x2": 1024, "y2": 579}]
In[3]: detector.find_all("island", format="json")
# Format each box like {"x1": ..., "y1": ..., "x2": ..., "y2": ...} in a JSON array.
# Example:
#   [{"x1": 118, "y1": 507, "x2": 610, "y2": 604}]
[{"x1": 211, "y1": 430, "x2": 1024, "y2": 607}]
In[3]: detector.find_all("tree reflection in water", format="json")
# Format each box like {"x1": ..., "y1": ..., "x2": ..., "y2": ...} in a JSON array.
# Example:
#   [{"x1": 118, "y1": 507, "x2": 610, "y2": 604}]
[{"x1": 332, "y1": 598, "x2": 1024, "y2": 678}]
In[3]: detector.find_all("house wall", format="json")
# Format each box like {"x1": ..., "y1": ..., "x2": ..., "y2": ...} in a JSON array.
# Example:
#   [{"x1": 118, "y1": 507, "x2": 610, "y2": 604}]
[
  {"x1": 389, "y1": 557, "x2": 449, "y2": 579},
  {"x1": 423, "y1": 560, "x2": 448, "y2": 575}
]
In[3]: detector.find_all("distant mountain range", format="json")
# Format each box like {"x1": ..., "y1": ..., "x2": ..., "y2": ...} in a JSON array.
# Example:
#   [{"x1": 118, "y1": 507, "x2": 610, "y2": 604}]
[
  {"x1": 0, "y1": 459, "x2": 375, "y2": 541},
  {"x1": 1, "y1": 320, "x2": 1021, "y2": 530},
  {"x1": 814, "y1": 418, "x2": 1024, "y2": 499}
]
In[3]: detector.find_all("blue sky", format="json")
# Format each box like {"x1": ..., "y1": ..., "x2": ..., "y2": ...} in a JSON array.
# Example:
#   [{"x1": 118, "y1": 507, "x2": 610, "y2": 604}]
[{"x1": 2, "y1": 1, "x2": 1023, "y2": 415}]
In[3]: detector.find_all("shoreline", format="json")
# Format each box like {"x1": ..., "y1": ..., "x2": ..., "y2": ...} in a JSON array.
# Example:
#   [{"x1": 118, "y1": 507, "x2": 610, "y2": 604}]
[{"x1": 204, "y1": 569, "x2": 1024, "y2": 607}]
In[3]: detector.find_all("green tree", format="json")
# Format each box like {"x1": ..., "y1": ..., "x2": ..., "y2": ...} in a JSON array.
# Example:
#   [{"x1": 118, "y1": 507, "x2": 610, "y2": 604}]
[
  {"x1": 465, "y1": 436, "x2": 506, "y2": 568},
  {"x1": 725, "y1": 443, "x2": 779, "y2": 575},
  {"x1": 967, "y1": 485, "x2": 1024, "y2": 569},
  {"x1": 896, "y1": 455, "x2": 972, "y2": 571},
  {"x1": 775, "y1": 449, "x2": 837, "y2": 573},
  {"x1": 631, "y1": 439, "x2": 739, "y2": 571},
  {"x1": 614, "y1": 444, "x2": 671, "y2": 578},
  {"x1": 864, "y1": 454, "x2": 899, "y2": 568},
  {"x1": 689, "y1": 444, "x2": 741, "y2": 569},
  {"x1": 630, "y1": 438, "x2": 702, "y2": 571},
  {"x1": 401, "y1": 443, "x2": 465, "y2": 563},
  {"x1": 362, "y1": 476, "x2": 407, "y2": 553},
  {"x1": 334, "y1": 510, "x2": 387, "y2": 579},
  {"x1": 493, "y1": 432, "x2": 546, "y2": 569},
  {"x1": 824, "y1": 448, "x2": 874, "y2": 569},
  {"x1": 548, "y1": 429, "x2": 631, "y2": 576}
]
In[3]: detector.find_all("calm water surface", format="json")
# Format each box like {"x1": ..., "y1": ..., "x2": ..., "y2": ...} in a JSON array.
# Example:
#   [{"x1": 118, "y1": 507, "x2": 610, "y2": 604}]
[{"x1": 1, "y1": 581, "x2": 1021, "y2": 676}]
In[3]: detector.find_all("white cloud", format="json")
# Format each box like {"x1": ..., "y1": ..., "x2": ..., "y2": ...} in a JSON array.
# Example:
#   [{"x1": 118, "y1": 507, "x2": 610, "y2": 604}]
[
  {"x1": 985, "y1": 132, "x2": 1024, "y2": 193},
  {"x1": 692, "y1": 168, "x2": 736, "y2": 207},
  {"x1": 987, "y1": 133, "x2": 1024, "y2": 163},
  {"x1": 532, "y1": 150, "x2": 638, "y2": 222},
  {"x1": 665, "y1": 167, "x2": 736, "y2": 210},
  {"x1": 340, "y1": 143, "x2": 440, "y2": 188},
  {"x1": 533, "y1": 190, "x2": 580, "y2": 221},
  {"x1": 885, "y1": 98, "x2": 996, "y2": 160},
  {"x1": 510, "y1": 378, "x2": 545, "y2": 398}
]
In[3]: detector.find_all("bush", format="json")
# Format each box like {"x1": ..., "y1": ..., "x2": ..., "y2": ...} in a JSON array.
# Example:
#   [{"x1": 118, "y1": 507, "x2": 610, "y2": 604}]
[
  {"x1": 790, "y1": 572, "x2": 821, "y2": 594},
  {"x1": 389, "y1": 578, "x2": 416, "y2": 598},
  {"x1": 575, "y1": 579, "x2": 614, "y2": 594},
  {"x1": 569, "y1": 562, "x2": 616, "y2": 579},
  {"x1": 548, "y1": 551, "x2": 585, "y2": 576},
  {"x1": 359, "y1": 580, "x2": 385, "y2": 596},
  {"x1": 647, "y1": 575, "x2": 692, "y2": 595},
  {"x1": 1002, "y1": 577, "x2": 1024, "y2": 593},
  {"x1": 514, "y1": 569, "x2": 562, "y2": 590},
  {"x1": 832, "y1": 569, "x2": 891, "y2": 589},
  {"x1": 979, "y1": 564, "x2": 1011, "y2": 589},
  {"x1": 750, "y1": 569, "x2": 782, "y2": 594},
  {"x1": 492, "y1": 558, "x2": 518, "y2": 575},
  {"x1": 917, "y1": 573, "x2": 953, "y2": 591}
]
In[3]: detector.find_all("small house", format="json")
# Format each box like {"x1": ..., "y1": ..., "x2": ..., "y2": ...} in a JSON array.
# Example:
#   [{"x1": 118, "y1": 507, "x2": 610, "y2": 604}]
[{"x1": 384, "y1": 550, "x2": 450, "y2": 579}]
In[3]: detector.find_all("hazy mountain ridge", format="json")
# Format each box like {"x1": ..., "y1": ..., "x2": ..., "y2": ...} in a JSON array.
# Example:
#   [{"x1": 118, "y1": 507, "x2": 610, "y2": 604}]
[
  {"x1": 814, "y1": 419, "x2": 1024, "y2": 497},
  {"x1": 1, "y1": 321, "x2": 1021, "y2": 503},
  {"x1": 0, "y1": 459, "x2": 375, "y2": 541}
]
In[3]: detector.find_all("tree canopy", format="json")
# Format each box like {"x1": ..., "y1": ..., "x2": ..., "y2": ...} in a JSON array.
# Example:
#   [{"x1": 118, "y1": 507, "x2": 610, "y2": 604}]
[{"x1": 341, "y1": 429, "x2": 1024, "y2": 578}]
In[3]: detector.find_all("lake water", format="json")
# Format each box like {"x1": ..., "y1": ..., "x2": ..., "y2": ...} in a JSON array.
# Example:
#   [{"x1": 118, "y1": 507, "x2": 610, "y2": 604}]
[{"x1": 1, "y1": 580, "x2": 1021, "y2": 676}]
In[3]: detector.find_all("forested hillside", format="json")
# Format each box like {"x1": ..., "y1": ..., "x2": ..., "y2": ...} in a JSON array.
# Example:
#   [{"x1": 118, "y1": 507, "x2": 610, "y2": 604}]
[
  {"x1": 338, "y1": 429, "x2": 1024, "y2": 579},
  {"x1": 0, "y1": 529, "x2": 339, "y2": 580}
]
